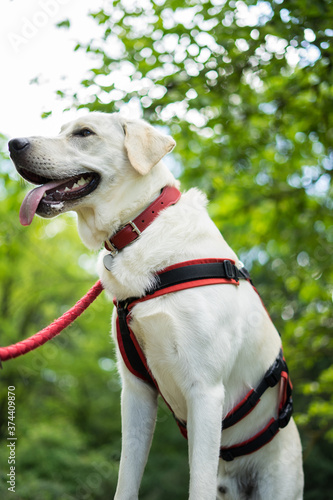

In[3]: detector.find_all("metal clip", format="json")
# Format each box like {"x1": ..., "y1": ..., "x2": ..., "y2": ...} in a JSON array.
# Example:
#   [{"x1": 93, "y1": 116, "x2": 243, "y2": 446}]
[
  {"x1": 105, "y1": 239, "x2": 119, "y2": 257},
  {"x1": 103, "y1": 240, "x2": 118, "y2": 270}
]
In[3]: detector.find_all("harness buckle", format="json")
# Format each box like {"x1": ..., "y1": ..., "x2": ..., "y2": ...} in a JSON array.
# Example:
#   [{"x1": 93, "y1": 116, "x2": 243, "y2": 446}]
[
  {"x1": 278, "y1": 399, "x2": 293, "y2": 428},
  {"x1": 264, "y1": 351, "x2": 284, "y2": 387},
  {"x1": 223, "y1": 260, "x2": 237, "y2": 281}
]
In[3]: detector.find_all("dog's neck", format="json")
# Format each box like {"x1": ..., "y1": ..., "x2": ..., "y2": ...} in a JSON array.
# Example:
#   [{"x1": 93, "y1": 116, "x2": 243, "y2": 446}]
[{"x1": 75, "y1": 161, "x2": 179, "y2": 250}]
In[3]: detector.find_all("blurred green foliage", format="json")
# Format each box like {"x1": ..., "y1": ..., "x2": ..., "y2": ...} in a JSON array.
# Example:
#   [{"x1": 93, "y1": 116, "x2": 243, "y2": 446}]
[{"x1": 1, "y1": 0, "x2": 333, "y2": 498}]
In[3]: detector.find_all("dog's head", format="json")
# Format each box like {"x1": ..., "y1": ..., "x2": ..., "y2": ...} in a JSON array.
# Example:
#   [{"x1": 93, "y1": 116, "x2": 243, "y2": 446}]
[{"x1": 8, "y1": 112, "x2": 176, "y2": 228}]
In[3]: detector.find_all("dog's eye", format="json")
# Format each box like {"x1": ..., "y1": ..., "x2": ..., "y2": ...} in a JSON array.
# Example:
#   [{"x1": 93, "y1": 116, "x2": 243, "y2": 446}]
[{"x1": 75, "y1": 128, "x2": 95, "y2": 137}]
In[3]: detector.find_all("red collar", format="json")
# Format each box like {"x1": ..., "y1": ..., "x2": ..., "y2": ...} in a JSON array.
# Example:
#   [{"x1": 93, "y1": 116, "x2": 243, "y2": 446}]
[{"x1": 104, "y1": 186, "x2": 181, "y2": 257}]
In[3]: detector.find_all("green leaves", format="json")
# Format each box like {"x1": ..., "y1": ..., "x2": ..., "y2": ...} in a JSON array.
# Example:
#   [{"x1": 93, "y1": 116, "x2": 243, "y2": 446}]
[{"x1": 56, "y1": 19, "x2": 71, "y2": 29}]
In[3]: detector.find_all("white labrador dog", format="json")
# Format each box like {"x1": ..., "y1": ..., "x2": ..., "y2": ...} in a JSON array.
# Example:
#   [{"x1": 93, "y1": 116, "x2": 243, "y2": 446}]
[{"x1": 9, "y1": 112, "x2": 304, "y2": 500}]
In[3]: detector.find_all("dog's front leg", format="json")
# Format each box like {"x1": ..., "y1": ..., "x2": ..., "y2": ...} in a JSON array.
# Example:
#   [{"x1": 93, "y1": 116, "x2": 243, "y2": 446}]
[
  {"x1": 186, "y1": 385, "x2": 224, "y2": 500},
  {"x1": 114, "y1": 373, "x2": 158, "y2": 500}
]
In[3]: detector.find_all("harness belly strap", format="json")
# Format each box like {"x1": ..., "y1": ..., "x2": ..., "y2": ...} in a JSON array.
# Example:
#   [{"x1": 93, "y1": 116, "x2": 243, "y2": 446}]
[{"x1": 115, "y1": 259, "x2": 293, "y2": 461}]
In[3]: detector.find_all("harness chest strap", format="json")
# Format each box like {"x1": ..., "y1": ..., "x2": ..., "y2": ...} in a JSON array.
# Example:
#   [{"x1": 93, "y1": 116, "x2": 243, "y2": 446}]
[{"x1": 115, "y1": 259, "x2": 293, "y2": 461}]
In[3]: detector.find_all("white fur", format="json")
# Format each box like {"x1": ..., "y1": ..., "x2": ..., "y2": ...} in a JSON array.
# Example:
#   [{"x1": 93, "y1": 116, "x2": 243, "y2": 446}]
[{"x1": 16, "y1": 112, "x2": 304, "y2": 499}]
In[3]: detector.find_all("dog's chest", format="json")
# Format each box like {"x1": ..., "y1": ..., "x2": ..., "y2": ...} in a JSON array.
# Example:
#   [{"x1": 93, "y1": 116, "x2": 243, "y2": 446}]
[
  {"x1": 127, "y1": 304, "x2": 191, "y2": 419},
  {"x1": 116, "y1": 288, "x2": 246, "y2": 422}
]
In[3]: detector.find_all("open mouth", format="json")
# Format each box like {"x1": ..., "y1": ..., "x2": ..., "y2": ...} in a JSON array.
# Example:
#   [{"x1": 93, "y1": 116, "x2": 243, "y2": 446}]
[
  {"x1": 40, "y1": 173, "x2": 100, "y2": 203},
  {"x1": 18, "y1": 168, "x2": 100, "y2": 226}
]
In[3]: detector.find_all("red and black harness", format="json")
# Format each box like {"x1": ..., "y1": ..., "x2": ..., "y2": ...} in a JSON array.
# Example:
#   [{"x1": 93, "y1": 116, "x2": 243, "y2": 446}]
[{"x1": 106, "y1": 187, "x2": 293, "y2": 462}]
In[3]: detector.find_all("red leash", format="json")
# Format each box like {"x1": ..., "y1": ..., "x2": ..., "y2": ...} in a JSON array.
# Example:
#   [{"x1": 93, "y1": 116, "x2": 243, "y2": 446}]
[
  {"x1": 0, "y1": 187, "x2": 180, "y2": 366},
  {"x1": 0, "y1": 280, "x2": 104, "y2": 364}
]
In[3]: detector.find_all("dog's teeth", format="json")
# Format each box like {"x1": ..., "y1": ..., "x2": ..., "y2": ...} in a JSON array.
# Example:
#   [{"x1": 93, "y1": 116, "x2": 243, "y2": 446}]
[
  {"x1": 78, "y1": 177, "x2": 87, "y2": 186},
  {"x1": 72, "y1": 182, "x2": 80, "y2": 189},
  {"x1": 64, "y1": 186, "x2": 71, "y2": 192}
]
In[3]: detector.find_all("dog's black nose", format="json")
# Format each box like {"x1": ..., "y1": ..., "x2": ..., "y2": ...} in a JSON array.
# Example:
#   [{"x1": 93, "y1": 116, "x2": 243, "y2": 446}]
[{"x1": 8, "y1": 137, "x2": 30, "y2": 154}]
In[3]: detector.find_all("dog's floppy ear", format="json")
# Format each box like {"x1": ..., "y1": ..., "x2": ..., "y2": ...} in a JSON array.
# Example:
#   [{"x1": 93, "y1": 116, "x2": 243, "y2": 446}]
[{"x1": 123, "y1": 119, "x2": 176, "y2": 175}]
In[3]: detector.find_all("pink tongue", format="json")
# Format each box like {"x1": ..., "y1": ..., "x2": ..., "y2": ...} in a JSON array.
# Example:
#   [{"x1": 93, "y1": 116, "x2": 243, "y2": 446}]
[{"x1": 19, "y1": 180, "x2": 64, "y2": 226}]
